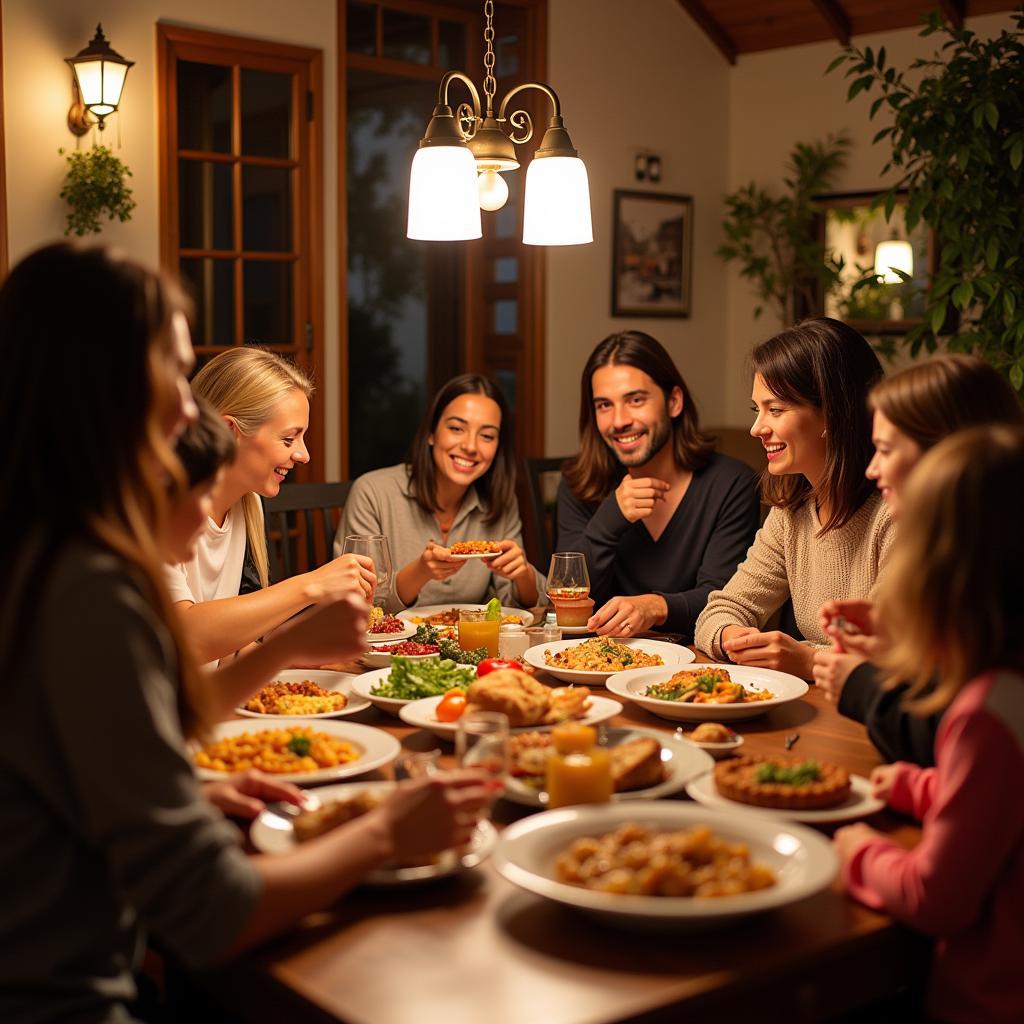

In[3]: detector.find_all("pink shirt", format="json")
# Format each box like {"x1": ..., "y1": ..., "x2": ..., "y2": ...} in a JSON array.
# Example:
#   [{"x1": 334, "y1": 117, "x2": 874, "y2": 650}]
[{"x1": 844, "y1": 670, "x2": 1024, "y2": 1023}]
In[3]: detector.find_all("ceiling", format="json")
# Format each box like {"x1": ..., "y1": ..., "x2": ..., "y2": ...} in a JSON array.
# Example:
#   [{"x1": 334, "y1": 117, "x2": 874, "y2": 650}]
[{"x1": 675, "y1": 0, "x2": 1018, "y2": 63}]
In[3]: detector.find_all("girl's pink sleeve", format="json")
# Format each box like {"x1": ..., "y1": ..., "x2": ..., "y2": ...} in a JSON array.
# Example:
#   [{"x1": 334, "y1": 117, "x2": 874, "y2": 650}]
[{"x1": 886, "y1": 761, "x2": 936, "y2": 819}]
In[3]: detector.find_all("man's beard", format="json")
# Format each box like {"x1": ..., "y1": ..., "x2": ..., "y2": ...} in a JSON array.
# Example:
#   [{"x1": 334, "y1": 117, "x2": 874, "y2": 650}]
[{"x1": 604, "y1": 416, "x2": 672, "y2": 467}]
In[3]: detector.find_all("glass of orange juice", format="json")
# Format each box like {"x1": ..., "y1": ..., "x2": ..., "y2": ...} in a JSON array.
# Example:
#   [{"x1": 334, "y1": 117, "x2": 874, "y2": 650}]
[{"x1": 458, "y1": 608, "x2": 499, "y2": 657}]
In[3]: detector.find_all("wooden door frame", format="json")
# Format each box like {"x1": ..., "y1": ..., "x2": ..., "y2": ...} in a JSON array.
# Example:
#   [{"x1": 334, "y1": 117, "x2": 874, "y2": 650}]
[{"x1": 0, "y1": 0, "x2": 8, "y2": 278}]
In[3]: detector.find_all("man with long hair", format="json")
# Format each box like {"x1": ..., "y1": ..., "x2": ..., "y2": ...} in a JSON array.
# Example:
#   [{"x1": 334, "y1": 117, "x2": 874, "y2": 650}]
[{"x1": 558, "y1": 331, "x2": 760, "y2": 641}]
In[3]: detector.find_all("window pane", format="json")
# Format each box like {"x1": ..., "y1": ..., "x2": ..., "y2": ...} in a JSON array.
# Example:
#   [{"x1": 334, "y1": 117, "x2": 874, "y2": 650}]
[
  {"x1": 494, "y1": 368, "x2": 517, "y2": 415},
  {"x1": 494, "y1": 300, "x2": 517, "y2": 334},
  {"x1": 495, "y1": 203, "x2": 516, "y2": 239},
  {"x1": 180, "y1": 258, "x2": 234, "y2": 346},
  {"x1": 244, "y1": 260, "x2": 293, "y2": 343},
  {"x1": 347, "y1": 0, "x2": 376, "y2": 55},
  {"x1": 382, "y1": 9, "x2": 430, "y2": 64},
  {"x1": 495, "y1": 34, "x2": 519, "y2": 77},
  {"x1": 241, "y1": 69, "x2": 291, "y2": 158},
  {"x1": 179, "y1": 159, "x2": 233, "y2": 251},
  {"x1": 438, "y1": 21, "x2": 466, "y2": 69},
  {"x1": 177, "y1": 61, "x2": 232, "y2": 153},
  {"x1": 494, "y1": 257, "x2": 517, "y2": 283},
  {"x1": 243, "y1": 165, "x2": 292, "y2": 252}
]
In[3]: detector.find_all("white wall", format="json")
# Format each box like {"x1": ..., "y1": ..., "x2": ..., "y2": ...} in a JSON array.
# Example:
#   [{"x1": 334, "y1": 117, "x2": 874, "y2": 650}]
[
  {"x1": 545, "y1": 0, "x2": 733, "y2": 455},
  {"x1": 2, "y1": 0, "x2": 341, "y2": 473}
]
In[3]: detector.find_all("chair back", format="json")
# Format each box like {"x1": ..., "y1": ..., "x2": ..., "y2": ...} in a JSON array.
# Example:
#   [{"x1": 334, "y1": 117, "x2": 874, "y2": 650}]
[
  {"x1": 523, "y1": 456, "x2": 569, "y2": 570},
  {"x1": 262, "y1": 481, "x2": 353, "y2": 582}
]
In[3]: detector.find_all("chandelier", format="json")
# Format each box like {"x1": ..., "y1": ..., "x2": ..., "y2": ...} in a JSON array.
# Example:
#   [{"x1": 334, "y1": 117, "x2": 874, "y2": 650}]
[{"x1": 407, "y1": 0, "x2": 592, "y2": 246}]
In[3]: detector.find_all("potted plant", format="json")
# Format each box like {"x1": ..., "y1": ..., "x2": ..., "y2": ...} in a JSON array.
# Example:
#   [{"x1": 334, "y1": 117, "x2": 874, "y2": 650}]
[
  {"x1": 830, "y1": 10, "x2": 1024, "y2": 392},
  {"x1": 59, "y1": 145, "x2": 136, "y2": 237}
]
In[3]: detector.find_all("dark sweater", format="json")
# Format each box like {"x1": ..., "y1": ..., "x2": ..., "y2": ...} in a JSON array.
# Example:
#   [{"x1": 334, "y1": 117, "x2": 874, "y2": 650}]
[
  {"x1": 839, "y1": 661, "x2": 943, "y2": 767},
  {"x1": 556, "y1": 453, "x2": 760, "y2": 642}
]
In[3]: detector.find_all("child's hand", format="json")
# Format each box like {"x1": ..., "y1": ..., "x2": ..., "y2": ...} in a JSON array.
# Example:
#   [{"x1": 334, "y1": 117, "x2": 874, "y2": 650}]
[
  {"x1": 833, "y1": 822, "x2": 885, "y2": 868},
  {"x1": 869, "y1": 764, "x2": 900, "y2": 802}
]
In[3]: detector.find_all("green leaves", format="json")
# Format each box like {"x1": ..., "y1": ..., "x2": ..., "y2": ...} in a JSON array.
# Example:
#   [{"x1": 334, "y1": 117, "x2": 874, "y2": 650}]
[{"x1": 59, "y1": 145, "x2": 136, "y2": 237}]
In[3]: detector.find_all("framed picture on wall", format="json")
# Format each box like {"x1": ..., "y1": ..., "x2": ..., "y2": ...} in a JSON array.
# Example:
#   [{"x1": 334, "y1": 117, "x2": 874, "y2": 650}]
[{"x1": 611, "y1": 190, "x2": 693, "y2": 318}]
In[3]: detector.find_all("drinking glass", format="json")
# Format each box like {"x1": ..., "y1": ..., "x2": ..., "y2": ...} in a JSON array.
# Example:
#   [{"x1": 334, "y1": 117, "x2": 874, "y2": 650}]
[
  {"x1": 546, "y1": 552, "x2": 590, "y2": 601},
  {"x1": 458, "y1": 608, "x2": 499, "y2": 657},
  {"x1": 342, "y1": 534, "x2": 392, "y2": 605},
  {"x1": 455, "y1": 711, "x2": 509, "y2": 813}
]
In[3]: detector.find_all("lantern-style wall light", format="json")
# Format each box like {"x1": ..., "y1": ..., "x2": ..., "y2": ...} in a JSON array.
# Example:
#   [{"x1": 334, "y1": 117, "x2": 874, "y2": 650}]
[{"x1": 66, "y1": 25, "x2": 134, "y2": 135}]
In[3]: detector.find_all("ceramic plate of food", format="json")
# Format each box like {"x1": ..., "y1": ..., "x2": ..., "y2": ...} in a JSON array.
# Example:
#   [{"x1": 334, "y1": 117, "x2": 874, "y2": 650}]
[
  {"x1": 447, "y1": 541, "x2": 504, "y2": 560},
  {"x1": 607, "y1": 664, "x2": 808, "y2": 721},
  {"x1": 675, "y1": 722, "x2": 745, "y2": 759},
  {"x1": 235, "y1": 670, "x2": 370, "y2": 720},
  {"x1": 250, "y1": 781, "x2": 498, "y2": 884},
  {"x1": 523, "y1": 637, "x2": 694, "y2": 685},
  {"x1": 502, "y1": 725, "x2": 713, "y2": 808},
  {"x1": 366, "y1": 607, "x2": 417, "y2": 643},
  {"x1": 361, "y1": 640, "x2": 442, "y2": 669},
  {"x1": 398, "y1": 693, "x2": 621, "y2": 741},
  {"x1": 493, "y1": 800, "x2": 838, "y2": 930},
  {"x1": 685, "y1": 756, "x2": 884, "y2": 824},
  {"x1": 351, "y1": 660, "x2": 478, "y2": 716},
  {"x1": 192, "y1": 719, "x2": 400, "y2": 786},
  {"x1": 398, "y1": 604, "x2": 535, "y2": 628}
]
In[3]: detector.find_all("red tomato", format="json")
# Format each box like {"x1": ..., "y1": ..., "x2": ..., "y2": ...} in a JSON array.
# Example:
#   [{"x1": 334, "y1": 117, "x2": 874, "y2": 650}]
[
  {"x1": 476, "y1": 658, "x2": 520, "y2": 677},
  {"x1": 436, "y1": 689, "x2": 467, "y2": 722}
]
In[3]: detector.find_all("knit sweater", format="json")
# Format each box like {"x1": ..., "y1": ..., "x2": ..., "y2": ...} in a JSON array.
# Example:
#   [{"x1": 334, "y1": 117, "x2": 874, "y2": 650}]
[{"x1": 694, "y1": 491, "x2": 894, "y2": 661}]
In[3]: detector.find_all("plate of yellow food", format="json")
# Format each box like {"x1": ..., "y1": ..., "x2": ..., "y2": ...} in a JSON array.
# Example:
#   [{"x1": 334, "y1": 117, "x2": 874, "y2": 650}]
[
  {"x1": 448, "y1": 540, "x2": 504, "y2": 560},
  {"x1": 250, "y1": 781, "x2": 498, "y2": 885},
  {"x1": 607, "y1": 664, "x2": 808, "y2": 721},
  {"x1": 398, "y1": 604, "x2": 535, "y2": 630},
  {"x1": 492, "y1": 801, "x2": 838, "y2": 930},
  {"x1": 236, "y1": 669, "x2": 370, "y2": 720},
  {"x1": 523, "y1": 637, "x2": 694, "y2": 685},
  {"x1": 192, "y1": 719, "x2": 400, "y2": 785}
]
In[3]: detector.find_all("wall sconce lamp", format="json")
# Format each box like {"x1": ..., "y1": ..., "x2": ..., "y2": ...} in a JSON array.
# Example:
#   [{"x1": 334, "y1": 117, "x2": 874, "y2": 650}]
[
  {"x1": 66, "y1": 24, "x2": 134, "y2": 135},
  {"x1": 874, "y1": 237, "x2": 914, "y2": 284}
]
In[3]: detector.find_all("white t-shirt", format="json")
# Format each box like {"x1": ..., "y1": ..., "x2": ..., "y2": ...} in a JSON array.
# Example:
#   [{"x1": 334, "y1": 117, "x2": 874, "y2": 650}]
[{"x1": 164, "y1": 505, "x2": 247, "y2": 605}]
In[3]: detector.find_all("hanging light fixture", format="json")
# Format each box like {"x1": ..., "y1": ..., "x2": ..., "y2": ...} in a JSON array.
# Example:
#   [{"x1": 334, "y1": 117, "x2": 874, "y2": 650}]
[
  {"x1": 874, "y1": 237, "x2": 913, "y2": 284},
  {"x1": 407, "y1": 0, "x2": 592, "y2": 246},
  {"x1": 66, "y1": 24, "x2": 134, "y2": 135}
]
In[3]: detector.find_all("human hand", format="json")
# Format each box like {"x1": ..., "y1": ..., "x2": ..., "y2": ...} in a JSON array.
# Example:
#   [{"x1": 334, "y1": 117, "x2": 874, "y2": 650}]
[
  {"x1": 869, "y1": 764, "x2": 900, "y2": 803},
  {"x1": 614, "y1": 475, "x2": 670, "y2": 523},
  {"x1": 203, "y1": 769, "x2": 310, "y2": 820},
  {"x1": 484, "y1": 540, "x2": 530, "y2": 581},
  {"x1": 418, "y1": 541, "x2": 466, "y2": 581},
  {"x1": 818, "y1": 599, "x2": 878, "y2": 639},
  {"x1": 588, "y1": 594, "x2": 667, "y2": 636},
  {"x1": 812, "y1": 649, "x2": 867, "y2": 703},
  {"x1": 274, "y1": 592, "x2": 370, "y2": 666},
  {"x1": 375, "y1": 771, "x2": 491, "y2": 861},
  {"x1": 722, "y1": 629, "x2": 815, "y2": 678},
  {"x1": 311, "y1": 554, "x2": 377, "y2": 601},
  {"x1": 833, "y1": 822, "x2": 885, "y2": 869}
]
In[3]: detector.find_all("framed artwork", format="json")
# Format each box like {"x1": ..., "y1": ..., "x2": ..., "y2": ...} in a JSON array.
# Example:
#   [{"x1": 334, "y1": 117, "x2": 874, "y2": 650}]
[{"x1": 611, "y1": 190, "x2": 693, "y2": 318}]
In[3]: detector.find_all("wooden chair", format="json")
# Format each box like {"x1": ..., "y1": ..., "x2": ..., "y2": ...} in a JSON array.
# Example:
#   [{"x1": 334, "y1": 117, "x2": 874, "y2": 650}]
[
  {"x1": 523, "y1": 456, "x2": 569, "y2": 570},
  {"x1": 262, "y1": 481, "x2": 353, "y2": 582}
]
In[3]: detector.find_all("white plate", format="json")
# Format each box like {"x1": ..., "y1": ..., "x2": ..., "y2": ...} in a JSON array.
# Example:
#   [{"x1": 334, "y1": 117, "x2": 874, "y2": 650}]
[
  {"x1": 675, "y1": 728, "x2": 745, "y2": 760},
  {"x1": 544, "y1": 624, "x2": 592, "y2": 636},
  {"x1": 366, "y1": 621, "x2": 417, "y2": 643},
  {"x1": 250, "y1": 781, "x2": 497, "y2": 885},
  {"x1": 448, "y1": 551, "x2": 502, "y2": 560},
  {"x1": 360, "y1": 646, "x2": 441, "y2": 669},
  {"x1": 350, "y1": 664, "x2": 477, "y2": 716},
  {"x1": 398, "y1": 604, "x2": 536, "y2": 628},
  {"x1": 192, "y1": 719, "x2": 401, "y2": 785},
  {"x1": 493, "y1": 801, "x2": 838, "y2": 930},
  {"x1": 235, "y1": 670, "x2": 371, "y2": 720},
  {"x1": 502, "y1": 726, "x2": 713, "y2": 808},
  {"x1": 398, "y1": 693, "x2": 622, "y2": 742},
  {"x1": 524, "y1": 638, "x2": 695, "y2": 685},
  {"x1": 685, "y1": 771, "x2": 885, "y2": 824},
  {"x1": 606, "y1": 664, "x2": 809, "y2": 722}
]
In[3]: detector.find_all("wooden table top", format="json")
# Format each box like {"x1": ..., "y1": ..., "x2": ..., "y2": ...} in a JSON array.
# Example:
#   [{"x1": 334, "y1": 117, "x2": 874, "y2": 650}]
[{"x1": 203, "y1": 650, "x2": 927, "y2": 1024}]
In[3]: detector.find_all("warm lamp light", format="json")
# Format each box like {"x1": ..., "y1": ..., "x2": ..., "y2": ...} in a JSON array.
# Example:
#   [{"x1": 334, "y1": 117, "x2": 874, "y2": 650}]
[
  {"x1": 66, "y1": 24, "x2": 133, "y2": 135},
  {"x1": 407, "y1": 145, "x2": 482, "y2": 241},
  {"x1": 523, "y1": 155, "x2": 593, "y2": 246},
  {"x1": 874, "y1": 239, "x2": 913, "y2": 284}
]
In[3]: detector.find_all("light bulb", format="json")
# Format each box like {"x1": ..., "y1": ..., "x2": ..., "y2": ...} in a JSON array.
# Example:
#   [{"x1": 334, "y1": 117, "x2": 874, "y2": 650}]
[{"x1": 477, "y1": 168, "x2": 509, "y2": 212}]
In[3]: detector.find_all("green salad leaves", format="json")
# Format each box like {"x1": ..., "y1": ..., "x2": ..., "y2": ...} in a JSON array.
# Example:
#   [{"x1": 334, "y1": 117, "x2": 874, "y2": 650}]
[{"x1": 369, "y1": 656, "x2": 475, "y2": 699}]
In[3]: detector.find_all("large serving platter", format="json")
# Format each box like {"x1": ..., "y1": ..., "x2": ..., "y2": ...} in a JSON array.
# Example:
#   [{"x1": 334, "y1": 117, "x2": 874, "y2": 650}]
[
  {"x1": 523, "y1": 638, "x2": 695, "y2": 685},
  {"x1": 493, "y1": 801, "x2": 838, "y2": 931},
  {"x1": 235, "y1": 669, "x2": 370, "y2": 720},
  {"x1": 606, "y1": 664, "x2": 808, "y2": 722}
]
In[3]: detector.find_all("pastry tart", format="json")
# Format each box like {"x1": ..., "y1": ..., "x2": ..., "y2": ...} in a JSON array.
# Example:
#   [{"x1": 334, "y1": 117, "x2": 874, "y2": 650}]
[{"x1": 714, "y1": 754, "x2": 851, "y2": 810}]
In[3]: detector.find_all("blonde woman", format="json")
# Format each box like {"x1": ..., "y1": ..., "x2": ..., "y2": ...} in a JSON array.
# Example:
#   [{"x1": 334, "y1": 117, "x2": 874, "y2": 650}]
[
  {"x1": 166, "y1": 347, "x2": 376, "y2": 663},
  {"x1": 834, "y1": 426, "x2": 1024, "y2": 1024}
]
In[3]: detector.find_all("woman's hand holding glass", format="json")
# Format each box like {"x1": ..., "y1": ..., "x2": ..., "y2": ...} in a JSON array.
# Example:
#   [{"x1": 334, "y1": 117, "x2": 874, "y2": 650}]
[
  {"x1": 310, "y1": 553, "x2": 376, "y2": 601},
  {"x1": 341, "y1": 535, "x2": 392, "y2": 605}
]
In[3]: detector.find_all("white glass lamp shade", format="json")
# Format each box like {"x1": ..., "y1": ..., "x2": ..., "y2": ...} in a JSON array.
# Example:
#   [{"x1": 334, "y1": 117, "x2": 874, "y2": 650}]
[
  {"x1": 522, "y1": 156, "x2": 593, "y2": 246},
  {"x1": 874, "y1": 239, "x2": 913, "y2": 284},
  {"x1": 407, "y1": 145, "x2": 482, "y2": 241},
  {"x1": 73, "y1": 58, "x2": 129, "y2": 117}
]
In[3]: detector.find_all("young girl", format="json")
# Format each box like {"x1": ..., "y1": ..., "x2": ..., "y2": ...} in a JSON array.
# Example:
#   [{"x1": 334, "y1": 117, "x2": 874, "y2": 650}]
[
  {"x1": 835, "y1": 425, "x2": 1024, "y2": 1024},
  {"x1": 813, "y1": 355, "x2": 1023, "y2": 764},
  {"x1": 168, "y1": 347, "x2": 377, "y2": 663},
  {"x1": 0, "y1": 244, "x2": 487, "y2": 1023},
  {"x1": 338, "y1": 374, "x2": 544, "y2": 612},
  {"x1": 694, "y1": 317, "x2": 892, "y2": 679}
]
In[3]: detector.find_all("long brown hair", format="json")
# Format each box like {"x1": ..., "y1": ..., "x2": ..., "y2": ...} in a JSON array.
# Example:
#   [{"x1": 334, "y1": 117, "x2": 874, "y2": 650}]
[
  {"x1": 870, "y1": 353, "x2": 1023, "y2": 449},
  {"x1": 405, "y1": 374, "x2": 516, "y2": 525},
  {"x1": 878, "y1": 425, "x2": 1024, "y2": 714},
  {"x1": 564, "y1": 331, "x2": 713, "y2": 503},
  {"x1": 0, "y1": 243, "x2": 211, "y2": 734},
  {"x1": 752, "y1": 317, "x2": 882, "y2": 533}
]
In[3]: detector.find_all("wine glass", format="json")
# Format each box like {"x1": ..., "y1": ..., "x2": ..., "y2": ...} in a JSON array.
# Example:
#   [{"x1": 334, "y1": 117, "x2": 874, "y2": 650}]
[
  {"x1": 546, "y1": 551, "x2": 590, "y2": 602},
  {"x1": 455, "y1": 711, "x2": 509, "y2": 815},
  {"x1": 342, "y1": 534, "x2": 392, "y2": 605}
]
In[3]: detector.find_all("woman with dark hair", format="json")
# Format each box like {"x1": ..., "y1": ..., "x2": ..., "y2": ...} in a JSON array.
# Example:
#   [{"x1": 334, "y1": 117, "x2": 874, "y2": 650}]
[
  {"x1": 694, "y1": 317, "x2": 893, "y2": 679},
  {"x1": 337, "y1": 374, "x2": 544, "y2": 611},
  {"x1": 558, "y1": 331, "x2": 760, "y2": 640}
]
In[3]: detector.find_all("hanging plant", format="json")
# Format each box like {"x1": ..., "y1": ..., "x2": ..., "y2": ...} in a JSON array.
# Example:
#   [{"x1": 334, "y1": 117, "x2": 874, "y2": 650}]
[
  {"x1": 59, "y1": 145, "x2": 136, "y2": 237},
  {"x1": 830, "y1": 10, "x2": 1024, "y2": 392}
]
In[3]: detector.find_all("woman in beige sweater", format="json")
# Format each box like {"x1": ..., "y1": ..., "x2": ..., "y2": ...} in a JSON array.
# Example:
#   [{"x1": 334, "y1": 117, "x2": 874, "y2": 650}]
[{"x1": 694, "y1": 317, "x2": 893, "y2": 679}]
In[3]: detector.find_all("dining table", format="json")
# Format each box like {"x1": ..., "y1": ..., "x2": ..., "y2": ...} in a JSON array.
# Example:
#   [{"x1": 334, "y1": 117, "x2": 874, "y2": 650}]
[{"x1": 197, "y1": 641, "x2": 930, "y2": 1024}]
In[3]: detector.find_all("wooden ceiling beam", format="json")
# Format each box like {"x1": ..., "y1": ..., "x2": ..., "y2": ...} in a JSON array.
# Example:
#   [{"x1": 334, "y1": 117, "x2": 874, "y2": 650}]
[
  {"x1": 675, "y1": 0, "x2": 738, "y2": 65},
  {"x1": 938, "y1": 0, "x2": 965, "y2": 29},
  {"x1": 809, "y1": 0, "x2": 851, "y2": 46}
]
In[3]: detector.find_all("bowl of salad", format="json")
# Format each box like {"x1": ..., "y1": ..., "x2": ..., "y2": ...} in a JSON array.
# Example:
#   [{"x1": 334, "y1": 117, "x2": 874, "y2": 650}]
[{"x1": 351, "y1": 656, "x2": 478, "y2": 716}]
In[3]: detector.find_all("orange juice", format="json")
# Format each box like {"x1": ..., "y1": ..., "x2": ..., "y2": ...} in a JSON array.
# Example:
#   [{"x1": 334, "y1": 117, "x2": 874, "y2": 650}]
[
  {"x1": 545, "y1": 723, "x2": 613, "y2": 808},
  {"x1": 458, "y1": 617, "x2": 500, "y2": 657}
]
